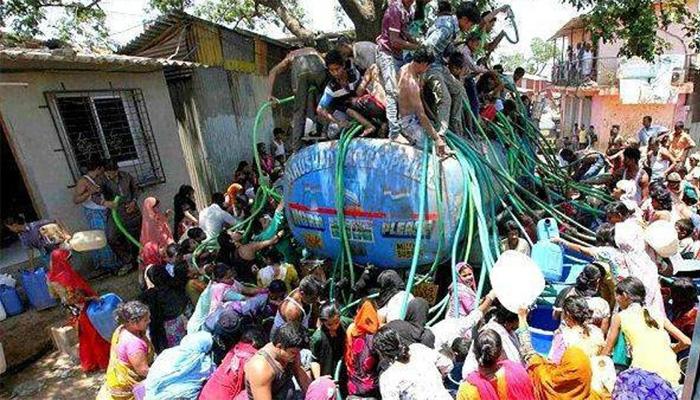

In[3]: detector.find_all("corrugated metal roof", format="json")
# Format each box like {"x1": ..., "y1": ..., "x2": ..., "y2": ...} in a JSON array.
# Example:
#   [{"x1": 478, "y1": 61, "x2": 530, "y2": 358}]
[
  {"x1": 549, "y1": 15, "x2": 587, "y2": 40},
  {"x1": 119, "y1": 10, "x2": 294, "y2": 56},
  {"x1": 0, "y1": 47, "x2": 203, "y2": 72}
]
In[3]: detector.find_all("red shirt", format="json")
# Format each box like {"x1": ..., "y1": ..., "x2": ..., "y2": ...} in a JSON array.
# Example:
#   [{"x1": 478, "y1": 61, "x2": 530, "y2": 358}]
[{"x1": 376, "y1": 1, "x2": 413, "y2": 58}]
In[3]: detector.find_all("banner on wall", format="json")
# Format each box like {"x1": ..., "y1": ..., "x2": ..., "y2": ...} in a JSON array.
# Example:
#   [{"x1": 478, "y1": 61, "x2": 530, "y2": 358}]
[{"x1": 618, "y1": 55, "x2": 685, "y2": 105}]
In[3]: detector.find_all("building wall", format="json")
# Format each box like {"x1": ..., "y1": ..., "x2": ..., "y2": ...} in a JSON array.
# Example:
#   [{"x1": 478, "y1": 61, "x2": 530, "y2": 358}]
[
  {"x1": 0, "y1": 69, "x2": 191, "y2": 231},
  {"x1": 589, "y1": 93, "x2": 688, "y2": 148}
]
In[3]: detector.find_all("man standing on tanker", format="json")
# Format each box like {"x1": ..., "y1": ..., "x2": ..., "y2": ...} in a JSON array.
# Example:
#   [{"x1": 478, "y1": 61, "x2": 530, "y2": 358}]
[
  {"x1": 398, "y1": 47, "x2": 450, "y2": 157},
  {"x1": 268, "y1": 47, "x2": 328, "y2": 150}
]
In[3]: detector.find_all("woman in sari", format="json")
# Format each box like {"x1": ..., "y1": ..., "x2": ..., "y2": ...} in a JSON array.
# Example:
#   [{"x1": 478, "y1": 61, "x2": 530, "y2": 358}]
[
  {"x1": 173, "y1": 185, "x2": 198, "y2": 241},
  {"x1": 457, "y1": 329, "x2": 536, "y2": 400},
  {"x1": 144, "y1": 331, "x2": 215, "y2": 400},
  {"x1": 345, "y1": 300, "x2": 380, "y2": 397},
  {"x1": 47, "y1": 248, "x2": 110, "y2": 372},
  {"x1": 140, "y1": 197, "x2": 173, "y2": 249},
  {"x1": 447, "y1": 262, "x2": 477, "y2": 318},
  {"x1": 516, "y1": 307, "x2": 608, "y2": 400},
  {"x1": 139, "y1": 241, "x2": 163, "y2": 290},
  {"x1": 98, "y1": 301, "x2": 154, "y2": 400}
]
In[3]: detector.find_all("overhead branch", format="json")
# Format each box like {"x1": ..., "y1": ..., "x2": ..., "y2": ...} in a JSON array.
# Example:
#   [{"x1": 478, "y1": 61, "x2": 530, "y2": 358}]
[{"x1": 255, "y1": 0, "x2": 315, "y2": 43}]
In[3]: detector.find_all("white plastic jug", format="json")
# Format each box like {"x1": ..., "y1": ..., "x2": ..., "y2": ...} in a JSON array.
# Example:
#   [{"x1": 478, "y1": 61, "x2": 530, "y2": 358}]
[
  {"x1": 491, "y1": 250, "x2": 545, "y2": 313},
  {"x1": 0, "y1": 301, "x2": 5, "y2": 322},
  {"x1": 644, "y1": 220, "x2": 679, "y2": 258},
  {"x1": 69, "y1": 230, "x2": 107, "y2": 252}
]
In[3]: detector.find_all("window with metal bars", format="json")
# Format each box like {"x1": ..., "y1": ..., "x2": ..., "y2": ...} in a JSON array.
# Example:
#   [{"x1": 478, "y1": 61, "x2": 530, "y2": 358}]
[{"x1": 46, "y1": 89, "x2": 165, "y2": 186}]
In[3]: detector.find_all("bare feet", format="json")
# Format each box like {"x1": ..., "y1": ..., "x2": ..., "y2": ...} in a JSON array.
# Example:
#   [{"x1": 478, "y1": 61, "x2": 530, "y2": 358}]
[{"x1": 360, "y1": 126, "x2": 377, "y2": 137}]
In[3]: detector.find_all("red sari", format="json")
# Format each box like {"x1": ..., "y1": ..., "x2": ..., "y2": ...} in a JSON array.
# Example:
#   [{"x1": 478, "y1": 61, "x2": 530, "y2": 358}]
[
  {"x1": 140, "y1": 197, "x2": 173, "y2": 249},
  {"x1": 48, "y1": 249, "x2": 110, "y2": 372}
]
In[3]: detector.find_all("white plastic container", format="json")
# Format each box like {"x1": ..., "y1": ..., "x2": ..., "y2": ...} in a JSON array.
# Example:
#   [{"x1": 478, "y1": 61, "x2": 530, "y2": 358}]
[
  {"x1": 0, "y1": 301, "x2": 6, "y2": 322},
  {"x1": 490, "y1": 250, "x2": 545, "y2": 313},
  {"x1": 644, "y1": 220, "x2": 679, "y2": 258},
  {"x1": 69, "y1": 230, "x2": 107, "y2": 252}
]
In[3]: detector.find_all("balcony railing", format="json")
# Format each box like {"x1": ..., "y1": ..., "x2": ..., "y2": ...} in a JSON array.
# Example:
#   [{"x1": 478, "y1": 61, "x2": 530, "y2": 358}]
[{"x1": 551, "y1": 54, "x2": 694, "y2": 88}]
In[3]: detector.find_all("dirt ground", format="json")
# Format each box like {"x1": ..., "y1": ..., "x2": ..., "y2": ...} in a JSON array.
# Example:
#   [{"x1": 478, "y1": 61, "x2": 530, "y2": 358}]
[{"x1": 0, "y1": 351, "x2": 103, "y2": 399}]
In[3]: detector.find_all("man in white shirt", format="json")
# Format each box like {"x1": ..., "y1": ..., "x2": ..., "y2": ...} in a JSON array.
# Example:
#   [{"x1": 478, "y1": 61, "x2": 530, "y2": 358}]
[
  {"x1": 637, "y1": 115, "x2": 662, "y2": 146},
  {"x1": 198, "y1": 192, "x2": 237, "y2": 239}
]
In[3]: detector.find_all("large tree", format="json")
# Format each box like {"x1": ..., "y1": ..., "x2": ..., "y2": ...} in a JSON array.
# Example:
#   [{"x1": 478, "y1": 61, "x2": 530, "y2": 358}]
[
  {"x1": 1, "y1": 0, "x2": 698, "y2": 59},
  {"x1": 498, "y1": 38, "x2": 558, "y2": 75}
]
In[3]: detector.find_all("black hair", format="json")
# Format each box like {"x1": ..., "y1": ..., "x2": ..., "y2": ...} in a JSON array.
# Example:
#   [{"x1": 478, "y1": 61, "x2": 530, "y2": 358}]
[
  {"x1": 503, "y1": 99, "x2": 517, "y2": 115},
  {"x1": 474, "y1": 329, "x2": 502, "y2": 368},
  {"x1": 651, "y1": 189, "x2": 673, "y2": 211},
  {"x1": 325, "y1": 49, "x2": 345, "y2": 67},
  {"x1": 671, "y1": 278, "x2": 698, "y2": 316},
  {"x1": 560, "y1": 148, "x2": 576, "y2": 162},
  {"x1": 676, "y1": 219, "x2": 694, "y2": 238},
  {"x1": 104, "y1": 158, "x2": 119, "y2": 171},
  {"x1": 3, "y1": 215, "x2": 26, "y2": 226},
  {"x1": 616, "y1": 277, "x2": 659, "y2": 329},
  {"x1": 562, "y1": 296, "x2": 593, "y2": 335},
  {"x1": 273, "y1": 127, "x2": 284, "y2": 137},
  {"x1": 179, "y1": 238, "x2": 198, "y2": 255},
  {"x1": 514, "y1": 67, "x2": 526, "y2": 79},
  {"x1": 212, "y1": 192, "x2": 226, "y2": 207},
  {"x1": 492, "y1": 64, "x2": 504, "y2": 73},
  {"x1": 605, "y1": 201, "x2": 631, "y2": 218},
  {"x1": 240, "y1": 326, "x2": 266, "y2": 349},
  {"x1": 623, "y1": 147, "x2": 641, "y2": 162},
  {"x1": 319, "y1": 303, "x2": 340, "y2": 321},
  {"x1": 212, "y1": 262, "x2": 234, "y2": 281},
  {"x1": 187, "y1": 227, "x2": 207, "y2": 242},
  {"x1": 85, "y1": 157, "x2": 104, "y2": 172},
  {"x1": 595, "y1": 223, "x2": 616, "y2": 247},
  {"x1": 236, "y1": 161, "x2": 249, "y2": 172},
  {"x1": 373, "y1": 327, "x2": 410, "y2": 363},
  {"x1": 272, "y1": 323, "x2": 308, "y2": 349},
  {"x1": 262, "y1": 248, "x2": 283, "y2": 264},
  {"x1": 299, "y1": 276, "x2": 323, "y2": 298},
  {"x1": 451, "y1": 337, "x2": 471, "y2": 362},
  {"x1": 504, "y1": 220, "x2": 519, "y2": 233},
  {"x1": 177, "y1": 184, "x2": 195, "y2": 197},
  {"x1": 575, "y1": 264, "x2": 602, "y2": 297},
  {"x1": 488, "y1": 301, "x2": 518, "y2": 326},
  {"x1": 412, "y1": 47, "x2": 435, "y2": 65},
  {"x1": 448, "y1": 51, "x2": 465, "y2": 69},
  {"x1": 456, "y1": 2, "x2": 481, "y2": 23},
  {"x1": 643, "y1": 115, "x2": 652, "y2": 123},
  {"x1": 165, "y1": 243, "x2": 180, "y2": 259},
  {"x1": 437, "y1": 0, "x2": 453, "y2": 14},
  {"x1": 115, "y1": 300, "x2": 149, "y2": 325},
  {"x1": 268, "y1": 279, "x2": 287, "y2": 294},
  {"x1": 335, "y1": 35, "x2": 352, "y2": 48}
]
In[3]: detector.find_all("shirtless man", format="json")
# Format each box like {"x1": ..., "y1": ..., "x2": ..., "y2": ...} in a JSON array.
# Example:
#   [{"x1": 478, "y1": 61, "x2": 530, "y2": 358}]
[
  {"x1": 270, "y1": 275, "x2": 322, "y2": 339},
  {"x1": 397, "y1": 47, "x2": 449, "y2": 156},
  {"x1": 244, "y1": 323, "x2": 311, "y2": 400}
]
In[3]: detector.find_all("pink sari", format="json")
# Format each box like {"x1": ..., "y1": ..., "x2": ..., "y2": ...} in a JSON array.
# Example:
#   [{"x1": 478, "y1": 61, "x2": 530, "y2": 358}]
[
  {"x1": 466, "y1": 360, "x2": 536, "y2": 400},
  {"x1": 447, "y1": 262, "x2": 477, "y2": 318},
  {"x1": 140, "y1": 197, "x2": 173, "y2": 249}
]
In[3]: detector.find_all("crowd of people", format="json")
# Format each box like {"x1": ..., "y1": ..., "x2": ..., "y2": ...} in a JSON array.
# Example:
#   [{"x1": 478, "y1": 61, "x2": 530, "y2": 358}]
[{"x1": 3, "y1": 0, "x2": 699, "y2": 399}]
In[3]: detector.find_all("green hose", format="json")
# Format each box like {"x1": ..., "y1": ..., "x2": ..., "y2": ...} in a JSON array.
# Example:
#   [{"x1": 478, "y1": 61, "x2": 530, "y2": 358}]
[{"x1": 110, "y1": 196, "x2": 142, "y2": 249}]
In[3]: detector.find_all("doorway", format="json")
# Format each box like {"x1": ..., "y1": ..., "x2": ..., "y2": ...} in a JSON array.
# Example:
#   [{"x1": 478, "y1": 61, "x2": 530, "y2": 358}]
[{"x1": 1, "y1": 117, "x2": 38, "y2": 250}]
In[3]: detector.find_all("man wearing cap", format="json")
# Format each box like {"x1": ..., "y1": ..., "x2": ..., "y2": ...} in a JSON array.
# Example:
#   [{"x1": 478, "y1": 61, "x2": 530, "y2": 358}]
[
  {"x1": 666, "y1": 172, "x2": 684, "y2": 205},
  {"x1": 668, "y1": 121, "x2": 696, "y2": 165}
]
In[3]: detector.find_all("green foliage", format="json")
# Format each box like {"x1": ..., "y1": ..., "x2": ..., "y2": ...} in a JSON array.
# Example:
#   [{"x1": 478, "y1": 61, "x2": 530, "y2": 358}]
[
  {"x1": 148, "y1": 0, "x2": 193, "y2": 14},
  {"x1": 497, "y1": 37, "x2": 557, "y2": 75},
  {"x1": 0, "y1": 0, "x2": 113, "y2": 50},
  {"x1": 562, "y1": 0, "x2": 698, "y2": 61},
  {"x1": 194, "y1": 0, "x2": 307, "y2": 32}
]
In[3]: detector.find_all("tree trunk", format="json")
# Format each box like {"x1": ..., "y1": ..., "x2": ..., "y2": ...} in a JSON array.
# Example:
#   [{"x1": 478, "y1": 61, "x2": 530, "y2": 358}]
[
  {"x1": 338, "y1": 0, "x2": 383, "y2": 42},
  {"x1": 256, "y1": 0, "x2": 316, "y2": 45}
]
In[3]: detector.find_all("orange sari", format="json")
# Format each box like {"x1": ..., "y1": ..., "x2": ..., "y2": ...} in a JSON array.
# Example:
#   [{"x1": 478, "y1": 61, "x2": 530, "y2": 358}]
[{"x1": 528, "y1": 347, "x2": 609, "y2": 400}]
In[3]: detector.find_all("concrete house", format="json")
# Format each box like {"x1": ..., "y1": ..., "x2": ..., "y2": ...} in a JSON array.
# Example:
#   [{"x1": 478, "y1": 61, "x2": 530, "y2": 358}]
[
  {"x1": 0, "y1": 48, "x2": 194, "y2": 263},
  {"x1": 548, "y1": 0, "x2": 699, "y2": 148},
  {"x1": 119, "y1": 11, "x2": 295, "y2": 203}
]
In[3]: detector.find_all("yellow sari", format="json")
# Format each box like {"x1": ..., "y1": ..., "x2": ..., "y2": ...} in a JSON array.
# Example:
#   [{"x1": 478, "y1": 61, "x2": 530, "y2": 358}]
[{"x1": 96, "y1": 326, "x2": 154, "y2": 400}]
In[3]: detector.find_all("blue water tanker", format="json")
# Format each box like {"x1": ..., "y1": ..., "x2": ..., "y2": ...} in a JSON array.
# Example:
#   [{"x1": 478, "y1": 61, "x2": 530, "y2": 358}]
[{"x1": 284, "y1": 138, "x2": 506, "y2": 268}]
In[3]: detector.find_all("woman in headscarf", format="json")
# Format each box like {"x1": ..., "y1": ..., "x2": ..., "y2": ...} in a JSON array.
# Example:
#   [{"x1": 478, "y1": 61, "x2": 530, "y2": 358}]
[
  {"x1": 143, "y1": 331, "x2": 215, "y2": 400},
  {"x1": 612, "y1": 368, "x2": 677, "y2": 400},
  {"x1": 515, "y1": 307, "x2": 608, "y2": 400},
  {"x1": 225, "y1": 182, "x2": 245, "y2": 218},
  {"x1": 447, "y1": 262, "x2": 477, "y2": 318},
  {"x1": 140, "y1": 244, "x2": 191, "y2": 352},
  {"x1": 97, "y1": 301, "x2": 154, "y2": 400},
  {"x1": 173, "y1": 185, "x2": 198, "y2": 241},
  {"x1": 552, "y1": 264, "x2": 610, "y2": 331},
  {"x1": 47, "y1": 248, "x2": 110, "y2": 372},
  {"x1": 138, "y1": 241, "x2": 163, "y2": 290},
  {"x1": 385, "y1": 297, "x2": 435, "y2": 348},
  {"x1": 345, "y1": 300, "x2": 380, "y2": 397},
  {"x1": 376, "y1": 270, "x2": 412, "y2": 323},
  {"x1": 457, "y1": 329, "x2": 536, "y2": 400},
  {"x1": 140, "y1": 197, "x2": 173, "y2": 249}
]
